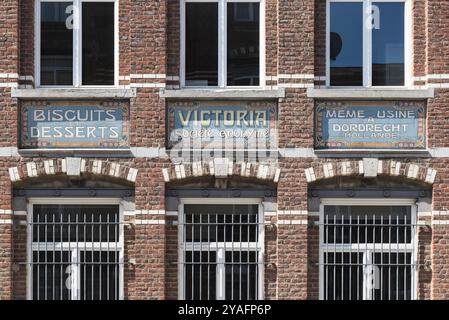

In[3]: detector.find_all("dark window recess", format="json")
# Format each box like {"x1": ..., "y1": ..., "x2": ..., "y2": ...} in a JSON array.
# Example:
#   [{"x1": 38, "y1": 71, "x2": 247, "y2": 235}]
[
  {"x1": 80, "y1": 251, "x2": 120, "y2": 300},
  {"x1": 227, "y1": 3, "x2": 259, "y2": 86},
  {"x1": 40, "y1": 2, "x2": 73, "y2": 86},
  {"x1": 225, "y1": 251, "x2": 258, "y2": 300},
  {"x1": 185, "y1": 251, "x2": 217, "y2": 300},
  {"x1": 372, "y1": 2, "x2": 405, "y2": 86},
  {"x1": 185, "y1": 3, "x2": 218, "y2": 86},
  {"x1": 82, "y1": 2, "x2": 115, "y2": 85},
  {"x1": 330, "y1": 2, "x2": 363, "y2": 86},
  {"x1": 33, "y1": 251, "x2": 71, "y2": 300}
]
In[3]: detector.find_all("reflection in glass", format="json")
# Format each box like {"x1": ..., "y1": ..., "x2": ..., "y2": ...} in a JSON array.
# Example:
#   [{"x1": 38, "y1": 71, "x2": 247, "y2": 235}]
[
  {"x1": 185, "y1": 3, "x2": 218, "y2": 86},
  {"x1": 82, "y1": 2, "x2": 115, "y2": 85},
  {"x1": 227, "y1": 3, "x2": 259, "y2": 86},
  {"x1": 330, "y1": 2, "x2": 363, "y2": 86},
  {"x1": 40, "y1": 2, "x2": 73, "y2": 86},
  {"x1": 372, "y1": 2, "x2": 404, "y2": 86}
]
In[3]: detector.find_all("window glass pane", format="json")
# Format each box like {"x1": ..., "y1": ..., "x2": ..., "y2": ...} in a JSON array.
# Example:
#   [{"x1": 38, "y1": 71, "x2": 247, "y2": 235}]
[
  {"x1": 330, "y1": 2, "x2": 363, "y2": 86},
  {"x1": 33, "y1": 205, "x2": 119, "y2": 243},
  {"x1": 373, "y1": 253, "x2": 412, "y2": 300},
  {"x1": 185, "y1": 251, "x2": 216, "y2": 300},
  {"x1": 323, "y1": 206, "x2": 412, "y2": 244},
  {"x1": 185, "y1": 3, "x2": 218, "y2": 86},
  {"x1": 372, "y1": 2, "x2": 404, "y2": 86},
  {"x1": 225, "y1": 251, "x2": 258, "y2": 300},
  {"x1": 40, "y1": 2, "x2": 73, "y2": 86},
  {"x1": 33, "y1": 251, "x2": 71, "y2": 300},
  {"x1": 82, "y1": 2, "x2": 115, "y2": 85},
  {"x1": 227, "y1": 3, "x2": 259, "y2": 86},
  {"x1": 80, "y1": 251, "x2": 120, "y2": 300}
]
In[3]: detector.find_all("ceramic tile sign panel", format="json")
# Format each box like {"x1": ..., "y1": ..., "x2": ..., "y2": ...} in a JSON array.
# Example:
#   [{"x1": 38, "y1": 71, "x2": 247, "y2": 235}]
[
  {"x1": 20, "y1": 101, "x2": 130, "y2": 149},
  {"x1": 315, "y1": 101, "x2": 426, "y2": 149},
  {"x1": 167, "y1": 101, "x2": 278, "y2": 151}
]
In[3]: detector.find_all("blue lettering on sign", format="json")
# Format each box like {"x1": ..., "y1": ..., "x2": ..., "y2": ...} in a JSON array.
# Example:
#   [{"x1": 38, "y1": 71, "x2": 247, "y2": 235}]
[
  {"x1": 21, "y1": 104, "x2": 129, "y2": 148},
  {"x1": 315, "y1": 103, "x2": 426, "y2": 149}
]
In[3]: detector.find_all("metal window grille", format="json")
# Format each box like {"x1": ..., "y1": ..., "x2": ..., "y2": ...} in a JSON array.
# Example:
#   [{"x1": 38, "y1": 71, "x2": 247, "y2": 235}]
[
  {"x1": 179, "y1": 204, "x2": 263, "y2": 300},
  {"x1": 319, "y1": 205, "x2": 417, "y2": 300},
  {"x1": 28, "y1": 204, "x2": 123, "y2": 300}
]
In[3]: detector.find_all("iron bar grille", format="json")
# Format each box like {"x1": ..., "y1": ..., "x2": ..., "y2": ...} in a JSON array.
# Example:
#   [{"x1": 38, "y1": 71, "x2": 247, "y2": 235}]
[
  {"x1": 28, "y1": 204, "x2": 123, "y2": 300},
  {"x1": 320, "y1": 205, "x2": 416, "y2": 300},
  {"x1": 180, "y1": 204, "x2": 263, "y2": 300}
]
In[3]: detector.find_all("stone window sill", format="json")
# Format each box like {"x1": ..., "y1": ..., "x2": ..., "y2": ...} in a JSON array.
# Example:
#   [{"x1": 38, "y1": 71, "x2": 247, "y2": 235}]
[
  {"x1": 160, "y1": 88, "x2": 285, "y2": 99},
  {"x1": 11, "y1": 88, "x2": 137, "y2": 99},
  {"x1": 307, "y1": 88, "x2": 434, "y2": 100}
]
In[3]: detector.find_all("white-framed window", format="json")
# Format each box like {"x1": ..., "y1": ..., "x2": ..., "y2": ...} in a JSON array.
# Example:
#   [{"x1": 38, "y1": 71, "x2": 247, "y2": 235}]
[
  {"x1": 180, "y1": 0, "x2": 265, "y2": 88},
  {"x1": 35, "y1": 0, "x2": 119, "y2": 87},
  {"x1": 178, "y1": 199, "x2": 264, "y2": 300},
  {"x1": 319, "y1": 198, "x2": 417, "y2": 300},
  {"x1": 27, "y1": 198, "x2": 124, "y2": 300},
  {"x1": 326, "y1": 0, "x2": 411, "y2": 87}
]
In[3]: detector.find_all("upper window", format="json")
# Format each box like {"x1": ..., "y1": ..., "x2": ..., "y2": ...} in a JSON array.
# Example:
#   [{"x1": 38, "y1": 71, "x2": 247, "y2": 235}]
[
  {"x1": 182, "y1": 0, "x2": 262, "y2": 88},
  {"x1": 38, "y1": 0, "x2": 116, "y2": 87},
  {"x1": 328, "y1": 0, "x2": 408, "y2": 87}
]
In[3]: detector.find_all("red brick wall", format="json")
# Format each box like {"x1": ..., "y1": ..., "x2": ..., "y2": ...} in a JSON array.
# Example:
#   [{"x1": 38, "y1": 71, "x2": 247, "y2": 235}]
[{"x1": 0, "y1": 0, "x2": 448, "y2": 301}]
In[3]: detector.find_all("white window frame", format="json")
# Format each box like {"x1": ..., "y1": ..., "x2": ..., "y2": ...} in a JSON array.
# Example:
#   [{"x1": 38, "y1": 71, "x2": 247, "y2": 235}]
[
  {"x1": 326, "y1": 0, "x2": 412, "y2": 88},
  {"x1": 318, "y1": 198, "x2": 418, "y2": 300},
  {"x1": 35, "y1": 0, "x2": 119, "y2": 88},
  {"x1": 180, "y1": 0, "x2": 266, "y2": 89},
  {"x1": 178, "y1": 198, "x2": 265, "y2": 300},
  {"x1": 26, "y1": 198, "x2": 125, "y2": 300}
]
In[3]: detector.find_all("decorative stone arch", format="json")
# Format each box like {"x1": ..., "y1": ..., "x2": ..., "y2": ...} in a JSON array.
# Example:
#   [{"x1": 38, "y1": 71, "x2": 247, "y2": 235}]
[
  {"x1": 8, "y1": 157, "x2": 138, "y2": 183},
  {"x1": 162, "y1": 159, "x2": 281, "y2": 183},
  {"x1": 304, "y1": 158, "x2": 437, "y2": 185}
]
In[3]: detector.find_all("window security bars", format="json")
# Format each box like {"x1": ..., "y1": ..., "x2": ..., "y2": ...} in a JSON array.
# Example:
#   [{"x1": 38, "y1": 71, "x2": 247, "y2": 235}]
[
  {"x1": 180, "y1": 204, "x2": 263, "y2": 300},
  {"x1": 320, "y1": 205, "x2": 416, "y2": 300},
  {"x1": 28, "y1": 205, "x2": 123, "y2": 300}
]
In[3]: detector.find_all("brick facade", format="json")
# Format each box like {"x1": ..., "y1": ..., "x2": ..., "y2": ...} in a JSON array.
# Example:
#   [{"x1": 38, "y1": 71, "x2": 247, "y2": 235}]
[{"x1": 0, "y1": 0, "x2": 449, "y2": 300}]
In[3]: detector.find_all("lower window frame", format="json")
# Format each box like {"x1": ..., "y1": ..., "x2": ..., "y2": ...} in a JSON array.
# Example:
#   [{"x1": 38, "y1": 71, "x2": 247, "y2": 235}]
[{"x1": 26, "y1": 197, "x2": 125, "y2": 300}]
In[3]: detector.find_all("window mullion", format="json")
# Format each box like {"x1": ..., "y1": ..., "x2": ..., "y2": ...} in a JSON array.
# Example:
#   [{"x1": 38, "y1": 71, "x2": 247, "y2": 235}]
[
  {"x1": 363, "y1": 0, "x2": 372, "y2": 87},
  {"x1": 218, "y1": 0, "x2": 227, "y2": 88},
  {"x1": 216, "y1": 247, "x2": 225, "y2": 300},
  {"x1": 73, "y1": 0, "x2": 81, "y2": 87}
]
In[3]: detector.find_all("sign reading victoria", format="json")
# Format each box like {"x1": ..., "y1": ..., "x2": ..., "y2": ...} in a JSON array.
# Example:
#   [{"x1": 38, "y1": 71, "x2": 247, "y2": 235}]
[
  {"x1": 21, "y1": 101, "x2": 129, "y2": 148},
  {"x1": 167, "y1": 102, "x2": 277, "y2": 150},
  {"x1": 315, "y1": 101, "x2": 426, "y2": 149}
]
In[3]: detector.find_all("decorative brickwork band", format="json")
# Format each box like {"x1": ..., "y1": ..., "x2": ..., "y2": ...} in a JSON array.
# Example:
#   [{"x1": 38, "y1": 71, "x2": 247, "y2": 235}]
[
  {"x1": 8, "y1": 157, "x2": 138, "y2": 183},
  {"x1": 304, "y1": 158, "x2": 437, "y2": 185},
  {"x1": 162, "y1": 160, "x2": 281, "y2": 183}
]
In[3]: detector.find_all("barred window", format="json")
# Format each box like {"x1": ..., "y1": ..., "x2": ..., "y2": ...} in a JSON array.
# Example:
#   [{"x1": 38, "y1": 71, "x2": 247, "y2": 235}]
[
  {"x1": 180, "y1": 203, "x2": 263, "y2": 300},
  {"x1": 29, "y1": 203, "x2": 122, "y2": 300},
  {"x1": 320, "y1": 202, "x2": 416, "y2": 300}
]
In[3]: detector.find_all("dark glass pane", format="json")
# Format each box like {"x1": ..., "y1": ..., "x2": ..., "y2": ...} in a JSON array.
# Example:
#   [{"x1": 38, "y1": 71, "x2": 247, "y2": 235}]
[
  {"x1": 82, "y1": 2, "x2": 115, "y2": 85},
  {"x1": 225, "y1": 251, "x2": 257, "y2": 300},
  {"x1": 40, "y1": 2, "x2": 73, "y2": 86},
  {"x1": 323, "y1": 206, "x2": 412, "y2": 244},
  {"x1": 33, "y1": 205, "x2": 119, "y2": 243},
  {"x1": 33, "y1": 251, "x2": 71, "y2": 300},
  {"x1": 227, "y1": 3, "x2": 259, "y2": 86},
  {"x1": 373, "y1": 253, "x2": 412, "y2": 300},
  {"x1": 372, "y1": 2, "x2": 404, "y2": 86},
  {"x1": 184, "y1": 204, "x2": 259, "y2": 243},
  {"x1": 324, "y1": 253, "x2": 364, "y2": 300},
  {"x1": 185, "y1": 3, "x2": 218, "y2": 86},
  {"x1": 330, "y1": 2, "x2": 363, "y2": 86},
  {"x1": 185, "y1": 251, "x2": 216, "y2": 300},
  {"x1": 80, "y1": 251, "x2": 120, "y2": 300}
]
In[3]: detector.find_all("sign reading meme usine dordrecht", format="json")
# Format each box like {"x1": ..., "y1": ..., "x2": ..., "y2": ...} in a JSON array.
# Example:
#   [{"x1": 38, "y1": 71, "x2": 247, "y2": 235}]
[
  {"x1": 21, "y1": 101, "x2": 130, "y2": 148},
  {"x1": 167, "y1": 102, "x2": 277, "y2": 149},
  {"x1": 315, "y1": 101, "x2": 426, "y2": 149}
]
